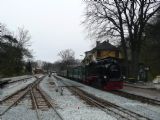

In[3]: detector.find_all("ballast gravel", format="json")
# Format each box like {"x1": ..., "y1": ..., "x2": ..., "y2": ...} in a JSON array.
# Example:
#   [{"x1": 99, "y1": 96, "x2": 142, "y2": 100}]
[
  {"x1": 56, "y1": 76, "x2": 160, "y2": 120},
  {"x1": 39, "y1": 76, "x2": 117, "y2": 120}
]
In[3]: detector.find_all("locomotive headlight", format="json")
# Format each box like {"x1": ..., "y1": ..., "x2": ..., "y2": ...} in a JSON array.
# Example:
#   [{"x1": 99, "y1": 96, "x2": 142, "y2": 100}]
[
  {"x1": 104, "y1": 76, "x2": 107, "y2": 79},
  {"x1": 122, "y1": 76, "x2": 126, "y2": 79}
]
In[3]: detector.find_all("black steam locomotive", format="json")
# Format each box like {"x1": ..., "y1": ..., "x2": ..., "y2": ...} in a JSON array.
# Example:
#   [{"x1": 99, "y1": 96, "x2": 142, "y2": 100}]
[{"x1": 59, "y1": 57, "x2": 123, "y2": 90}]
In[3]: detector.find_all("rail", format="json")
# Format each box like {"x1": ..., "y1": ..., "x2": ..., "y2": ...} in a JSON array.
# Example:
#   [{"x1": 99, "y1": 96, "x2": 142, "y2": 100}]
[
  {"x1": 1, "y1": 75, "x2": 65, "y2": 120},
  {"x1": 37, "y1": 86, "x2": 64, "y2": 120},
  {"x1": 55, "y1": 76, "x2": 151, "y2": 120},
  {"x1": 0, "y1": 76, "x2": 43, "y2": 116},
  {"x1": 30, "y1": 88, "x2": 41, "y2": 120}
]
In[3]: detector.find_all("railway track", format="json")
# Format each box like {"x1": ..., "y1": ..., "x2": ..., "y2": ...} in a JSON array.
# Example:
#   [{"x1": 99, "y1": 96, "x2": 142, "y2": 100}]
[
  {"x1": 36, "y1": 86, "x2": 64, "y2": 120},
  {"x1": 111, "y1": 90, "x2": 160, "y2": 106},
  {"x1": 55, "y1": 76, "x2": 151, "y2": 120},
  {"x1": 31, "y1": 87, "x2": 51, "y2": 111},
  {"x1": 0, "y1": 86, "x2": 30, "y2": 116},
  {"x1": 55, "y1": 76, "x2": 160, "y2": 105},
  {"x1": 30, "y1": 86, "x2": 64, "y2": 120},
  {"x1": 0, "y1": 76, "x2": 64, "y2": 120},
  {"x1": 0, "y1": 77, "x2": 41, "y2": 116}
]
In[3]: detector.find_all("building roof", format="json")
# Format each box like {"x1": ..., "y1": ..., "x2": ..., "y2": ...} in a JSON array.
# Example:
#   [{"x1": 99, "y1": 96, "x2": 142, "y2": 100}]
[{"x1": 92, "y1": 41, "x2": 119, "y2": 52}]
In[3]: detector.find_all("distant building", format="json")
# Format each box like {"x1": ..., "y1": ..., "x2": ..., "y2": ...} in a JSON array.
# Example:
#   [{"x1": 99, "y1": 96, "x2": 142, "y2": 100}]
[{"x1": 83, "y1": 41, "x2": 122, "y2": 65}]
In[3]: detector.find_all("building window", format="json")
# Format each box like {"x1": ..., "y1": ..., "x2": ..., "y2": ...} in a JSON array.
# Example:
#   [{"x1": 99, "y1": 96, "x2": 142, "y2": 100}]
[
  {"x1": 97, "y1": 51, "x2": 101, "y2": 57},
  {"x1": 115, "y1": 51, "x2": 119, "y2": 58}
]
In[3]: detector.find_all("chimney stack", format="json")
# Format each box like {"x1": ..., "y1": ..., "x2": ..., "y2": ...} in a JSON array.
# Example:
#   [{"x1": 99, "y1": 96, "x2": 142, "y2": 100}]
[{"x1": 96, "y1": 41, "x2": 100, "y2": 46}]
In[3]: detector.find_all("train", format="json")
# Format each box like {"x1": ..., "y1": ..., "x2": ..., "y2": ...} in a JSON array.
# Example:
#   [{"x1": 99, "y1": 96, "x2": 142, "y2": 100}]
[
  {"x1": 58, "y1": 57, "x2": 123, "y2": 90},
  {"x1": 34, "y1": 68, "x2": 44, "y2": 74}
]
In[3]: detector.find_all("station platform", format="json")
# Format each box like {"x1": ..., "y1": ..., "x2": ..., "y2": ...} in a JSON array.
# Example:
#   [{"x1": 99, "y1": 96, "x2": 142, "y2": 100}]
[{"x1": 123, "y1": 82, "x2": 160, "y2": 101}]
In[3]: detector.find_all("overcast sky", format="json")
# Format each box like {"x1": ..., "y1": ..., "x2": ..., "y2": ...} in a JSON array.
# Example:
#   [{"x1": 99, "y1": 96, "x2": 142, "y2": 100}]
[{"x1": 0, "y1": 0, "x2": 92, "y2": 62}]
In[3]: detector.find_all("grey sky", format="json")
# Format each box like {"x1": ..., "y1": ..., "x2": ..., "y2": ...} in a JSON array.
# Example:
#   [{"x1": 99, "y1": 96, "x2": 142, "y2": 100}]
[{"x1": 0, "y1": 0, "x2": 91, "y2": 62}]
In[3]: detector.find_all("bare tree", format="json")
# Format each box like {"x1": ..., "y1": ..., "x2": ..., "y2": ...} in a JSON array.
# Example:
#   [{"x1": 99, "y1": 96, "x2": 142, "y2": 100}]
[
  {"x1": 83, "y1": 0, "x2": 160, "y2": 77},
  {"x1": 58, "y1": 49, "x2": 76, "y2": 70},
  {"x1": 58, "y1": 49, "x2": 75, "y2": 61},
  {"x1": 0, "y1": 23, "x2": 11, "y2": 38},
  {"x1": 15, "y1": 27, "x2": 32, "y2": 58},
  {"x1": 42, "y1": 61, "x2": 54, "y2": 72},
  {"x1": 52, "y1": 61, "x2": 63, "y2": 72}
]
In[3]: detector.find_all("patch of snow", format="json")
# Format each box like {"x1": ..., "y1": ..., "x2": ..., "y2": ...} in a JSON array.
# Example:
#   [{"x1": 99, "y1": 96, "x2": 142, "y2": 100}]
[
  {"x1": 154, "y1": 84, "x2": 160, "y2": 90},
  {"x1": 153, "y1": 76, "x2": 160, "y2": 84},
  {"x1": 0, "y1": 82, "x2": 64, "y2": 120},
  {"x1": 1, "y1": 75, "x2": 32, "y2": 83},
  {"x1": 34, "y1": 74, "x2": 44, "y2": 79},
  {"x1": 1, "y1": 99, "x2": 37, "y2": 120},
  {"x1": 57, "y1": 76, "x2": 160, "y2": 120},
  {"x1": 39, "y1": 76, "x2": 117, "y2": 120},
  {"x1": 0, "y1": 78, "x2": 36, "y2": 101},
  {"x1": 39, "y1": 109, "x2": 62, "y2": 120},
  {"x1": 122, "y1": 86, "x2": 160, "y2": 101}
]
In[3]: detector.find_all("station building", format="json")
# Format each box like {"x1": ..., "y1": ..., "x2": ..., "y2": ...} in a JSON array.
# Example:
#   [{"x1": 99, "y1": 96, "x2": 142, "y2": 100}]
[{"x1": 83, "y1": 41, "x2": 123, "y2": 65}]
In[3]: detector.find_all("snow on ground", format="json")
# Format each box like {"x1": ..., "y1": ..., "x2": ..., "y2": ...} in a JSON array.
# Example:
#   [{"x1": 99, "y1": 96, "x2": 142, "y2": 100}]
[
  {"x1": 40, "y1": 76, "x2": 117, "y2": 120},
  {"x1": 38, "y1": 109, "x2": 61, "y2": 120},
  {"x1": 124, "y1": 82, "x2": 160, "y2": 91},
  {"x1": 1, "y1": 99, "x2": 37, "y2": 120},
  {"x1": 0, "y1": 77, "x2": 36, "y2": 101},
  {"x1": 34, "y1": 74, "x2": 44, "y2": 79},
  {"x1": 0, "y1": 75, "x2": 32, "y2": 82},
  {"x1": 0, "y1": 76, "x2": 61, "y2": 120},
  {"x1": 1, "y1": 75, "x2": 159, "y2": 120},
  {"x1": 56, "y1": 76, "x2": 160, "y2": 120},
  {"x1": 154, "y1": 83, "x2": 160, "y2": 90},
  {"x1": 122, "y1": 86, "x2": 160, "y2": 101}
]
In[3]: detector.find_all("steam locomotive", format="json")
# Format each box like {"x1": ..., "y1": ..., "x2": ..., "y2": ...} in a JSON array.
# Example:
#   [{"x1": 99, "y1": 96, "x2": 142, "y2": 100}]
[{"x1": 59, "y1": 57, "x2": 123, "y2": 90}]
